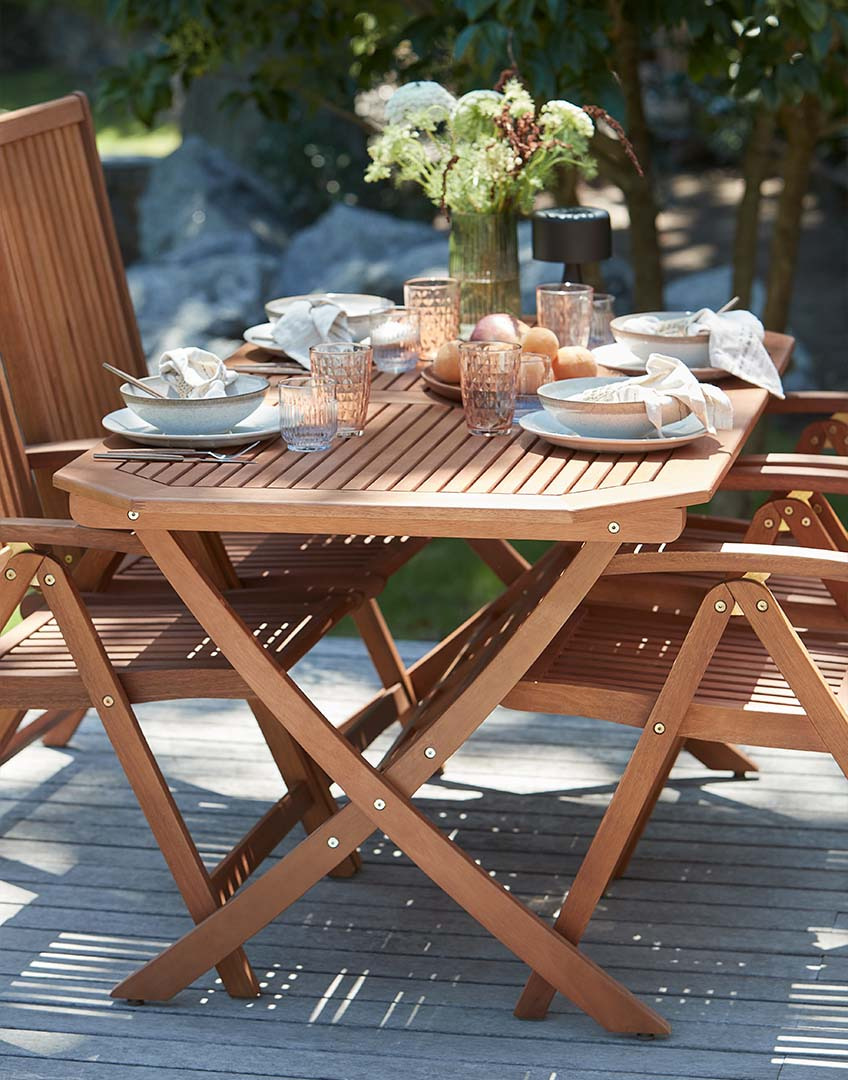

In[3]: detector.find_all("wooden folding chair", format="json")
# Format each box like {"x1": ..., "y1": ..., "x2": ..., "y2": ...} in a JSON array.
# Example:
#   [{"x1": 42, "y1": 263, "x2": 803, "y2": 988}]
[
  {"x1": 0, "y1": 359, "x2": 387, "y2": 996},
  {"x1": 0, "y1": 93, "x2": 431, "y2": 742},
  {"x1": 503, "y1": 540, "x2": 848, "y2": 1023}
]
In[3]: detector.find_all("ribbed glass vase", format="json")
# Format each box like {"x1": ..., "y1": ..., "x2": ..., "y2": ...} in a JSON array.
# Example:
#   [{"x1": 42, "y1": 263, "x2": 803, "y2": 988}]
[{"x1": 448, "y1": 211, "x2": 521, "y2": 328}]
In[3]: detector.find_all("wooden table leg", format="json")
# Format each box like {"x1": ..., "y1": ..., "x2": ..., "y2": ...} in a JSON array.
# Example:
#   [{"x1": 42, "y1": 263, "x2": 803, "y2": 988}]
[{"x1": 114, "y1": 532, "x2": 669, "y2": 1034}]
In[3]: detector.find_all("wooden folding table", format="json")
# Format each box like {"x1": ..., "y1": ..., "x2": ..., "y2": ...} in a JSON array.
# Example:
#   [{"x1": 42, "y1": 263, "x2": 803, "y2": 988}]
[{"x1": 54, "y1": 333, "x2": 792, "y2": 1035}]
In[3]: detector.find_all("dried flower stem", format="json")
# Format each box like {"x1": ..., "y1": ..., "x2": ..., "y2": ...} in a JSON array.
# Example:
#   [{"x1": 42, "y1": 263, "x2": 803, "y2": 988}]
[{"x1": 581, "y1": 104, "x2": 644, "y2": 178}]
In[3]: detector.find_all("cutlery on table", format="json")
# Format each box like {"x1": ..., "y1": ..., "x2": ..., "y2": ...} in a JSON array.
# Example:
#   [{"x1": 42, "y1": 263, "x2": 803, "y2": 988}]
[
  {"x1": 102, "y1": 362, "x2": 168, "y2": 399},
  {"x1": 94, "y1": 440, "x2": 263, "y2": 465}
]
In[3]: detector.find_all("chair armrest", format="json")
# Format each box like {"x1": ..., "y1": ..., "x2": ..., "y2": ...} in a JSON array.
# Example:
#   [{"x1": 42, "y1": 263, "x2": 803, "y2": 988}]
[
  {"x1": 0, "y1": 518, "x2": 144, "y2": 554},
  {"x1": 721, "y1": 453, "x2": 848, "y2": 494},
  {"x1": 766, "y1": 391, "x2": 848, "y2": 415},
  {"x1": 606, "y1": 542, "x2": 848, "y2": 580},
  {"x1": 25, "y1": 438, "x2": 98, "y2": 470}
]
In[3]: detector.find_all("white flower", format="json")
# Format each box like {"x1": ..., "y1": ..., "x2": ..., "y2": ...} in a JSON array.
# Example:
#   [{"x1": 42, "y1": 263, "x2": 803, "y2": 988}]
[
  {"x1": 451, "y1": 89, "x2": 503, "y2": 138},
  {"x1": 385, "y1": 81, "x2": 457, "y2": 125},
  {"x1": 540, "y1": 100, "x2": 594, "y2": 140}
]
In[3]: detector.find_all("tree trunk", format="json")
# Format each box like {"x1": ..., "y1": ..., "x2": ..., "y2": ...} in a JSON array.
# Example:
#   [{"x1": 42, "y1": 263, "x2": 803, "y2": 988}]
[
  {"x1": 732, "y1": 105, "x2": 776, "y2": 310},
  {"x1": 607, "y1": 0, "x2": 663, "y2": 309},
  {"x1": 763, "y1": 96, "x2": 822, "y2": 332}
]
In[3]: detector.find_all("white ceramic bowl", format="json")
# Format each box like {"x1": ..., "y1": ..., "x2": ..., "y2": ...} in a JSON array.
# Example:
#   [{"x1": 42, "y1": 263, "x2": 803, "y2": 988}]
[
  {"x1": 537, "y1": 376, "x2": 687, "y2": 439},
  {"x1": 610, "y1": 311, "x2": 710, "y2": 368},
  {"x1": 120, "y1": 374, "x2": 269, "y2": 435},
  {"x1": 264, "y1": 293, "x2": 393, "y2": 340}
]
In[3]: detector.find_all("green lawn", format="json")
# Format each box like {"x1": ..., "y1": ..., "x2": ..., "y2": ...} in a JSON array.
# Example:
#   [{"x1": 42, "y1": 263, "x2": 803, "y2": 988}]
[{"x1": 0, "y1": 68, "x2": 179, "y2": 157}]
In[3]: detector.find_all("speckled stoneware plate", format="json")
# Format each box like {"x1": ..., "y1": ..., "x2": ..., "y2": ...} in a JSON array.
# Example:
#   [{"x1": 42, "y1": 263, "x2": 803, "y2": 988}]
[
  {"x1": 593, "y1": 342, "x2": 731, "y2": 383},
  {"x1": 102, "y1": 402, "x2": 279, "y2": 449},
  {"x1": 243, "y1": 323, "x2": 292, "y2": 356},
  {"x1": 519, "y1": 410, "x2": 708, "y2": 452}
]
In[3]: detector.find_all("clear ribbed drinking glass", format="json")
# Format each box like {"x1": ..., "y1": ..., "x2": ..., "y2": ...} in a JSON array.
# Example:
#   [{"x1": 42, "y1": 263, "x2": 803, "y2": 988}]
[
  {"x1": 589, "y1": 292, "x2": 616, "y2": 348},
  {"x1": 403, "y1": 277, "x2": 460, "y2": 361},
  {"x1": 278, "y1": 376, "x2": 338, "y2": 452},
  {"x1": 309, "y1": 342, "x2": 372, "y2": 437},
  {"x1": 369, "y1": 306, "x2": 420, "y2": 374},
  {"x1": 514, "y1": 351, "x2": 552, "y2": 418},
  {"x1": 536, "y1": 282, "x2": 594, "y2": 347},
  {"x1": 459, "y1": 341, "x2": 521, "y2": 436}
]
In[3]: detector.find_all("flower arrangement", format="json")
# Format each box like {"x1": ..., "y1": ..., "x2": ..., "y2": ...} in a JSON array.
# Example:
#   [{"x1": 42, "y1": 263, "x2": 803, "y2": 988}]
[{"x1": 365, "y1": 78, "x2": 598, "y2": 215}]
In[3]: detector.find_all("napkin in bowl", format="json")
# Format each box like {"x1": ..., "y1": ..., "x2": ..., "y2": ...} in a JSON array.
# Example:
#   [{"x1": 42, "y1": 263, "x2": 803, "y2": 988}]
[
  {"x1": 270, "y1": 298, "x2": 353, "y2": 366},
  {"x1": 158, "y1": 347, "x2": 238, "y2": 399},
  {"x1": 622, "y1": 309, "x2": 783, "y2": 398},
  {"x1": 574, "y1": 354, "x2": 734, "y2": 434}
]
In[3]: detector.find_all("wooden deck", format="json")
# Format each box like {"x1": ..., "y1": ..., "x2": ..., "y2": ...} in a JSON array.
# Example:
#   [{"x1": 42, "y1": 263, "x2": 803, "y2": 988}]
[{"x1": 0, "y1": 637, "x2": 844, "y2": 1080}]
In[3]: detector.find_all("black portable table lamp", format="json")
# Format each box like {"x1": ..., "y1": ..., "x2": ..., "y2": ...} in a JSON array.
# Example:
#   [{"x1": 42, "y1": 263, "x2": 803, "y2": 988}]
[{"x1": 531, "y1": 206, "x2": 612, "y2": 283}]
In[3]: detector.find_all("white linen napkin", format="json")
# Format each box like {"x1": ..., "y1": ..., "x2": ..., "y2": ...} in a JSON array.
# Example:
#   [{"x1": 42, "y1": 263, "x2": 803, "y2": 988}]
[
  {"x1": 271, "y1": 299, "x2": 352, "y2": 367},
  {"x1": 575, "y1": 354, "x2": 734, "y2": 434},
  {"x1": 621, "y1": 310, "x2": 783, "y2": 397},
  {"x1": 158, "y1": 347, "x2": 238, "y2": 399}
]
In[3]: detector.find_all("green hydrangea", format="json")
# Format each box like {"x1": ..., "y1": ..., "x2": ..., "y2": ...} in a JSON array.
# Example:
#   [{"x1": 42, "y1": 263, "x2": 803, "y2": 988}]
[{"x1": 365, "y1": 79, "x2": 596, "y2": 215}]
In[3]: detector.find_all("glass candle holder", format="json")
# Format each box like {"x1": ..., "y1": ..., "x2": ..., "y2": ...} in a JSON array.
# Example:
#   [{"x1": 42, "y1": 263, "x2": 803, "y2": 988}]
[
  {"x1": 278, "y1": 376, "x2": 338, "y2": 452},
  {"x1": 309, "y1": 342, "x2": 372, "y2": 437},
  {"x1": 369, "y1": 306, "x2": 420, "y2": 374},
  {"x1": 459, "y1": 341, "x2": 521, "y2": 437},
  {"x1": 536, "y1": 282, "x2": 594, "y2": 347},
  {"x1": 514, "y1": 352, "x2": 553, "y2": 418},
  {"x1": 589, "y1": 292, "x2": 616, "y2": 348},
  {"x1": 403, "y1": 277, "x2": 460, "y2": 361}
]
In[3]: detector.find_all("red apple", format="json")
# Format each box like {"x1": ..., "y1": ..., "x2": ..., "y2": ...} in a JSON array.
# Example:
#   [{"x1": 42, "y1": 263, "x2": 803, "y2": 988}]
[{"x1": 470, "y1": 313, "x2": 530, "y2": 344}]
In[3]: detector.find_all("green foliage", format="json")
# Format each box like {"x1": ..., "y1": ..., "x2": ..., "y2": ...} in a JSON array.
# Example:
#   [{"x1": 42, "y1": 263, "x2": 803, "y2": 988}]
[{"x1": 685, "y1": 0, "x2": 848, "y2": 114}]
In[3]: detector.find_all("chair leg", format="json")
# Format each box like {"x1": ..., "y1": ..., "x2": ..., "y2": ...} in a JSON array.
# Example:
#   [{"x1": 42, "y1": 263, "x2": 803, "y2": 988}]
[
  {"x1": 352, "y1": 598, "x2": 415, "y2": 704},
  {"x1": 684, "y1": 738, "x2": 757, "y2": 775},
  {"x1": 249, "y1": 698, "x2": 360, "y2": 878},
  {"x1": 41, "y1": 556, "x2": 260, "y2": 998},
  {"x1": 515, "y1": 584, "x2": 733, "y2": 1020},
  {"x1": 40, "y1": 708, "x2": 88, "y2": 747},
  {"x1": 609, "y1": 739, "x2": 684, "y2": 883}
]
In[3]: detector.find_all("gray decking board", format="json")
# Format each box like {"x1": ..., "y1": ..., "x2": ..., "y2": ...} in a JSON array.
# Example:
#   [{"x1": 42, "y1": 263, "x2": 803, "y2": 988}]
[{"x1": 0, "y1": 639, "x2": 843, "y2": 1080}]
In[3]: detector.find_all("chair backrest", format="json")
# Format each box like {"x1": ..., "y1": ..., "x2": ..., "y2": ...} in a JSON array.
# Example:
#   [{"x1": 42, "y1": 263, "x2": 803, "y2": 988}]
[
  {"x1": 0, "y1": 363, "x2": 41, "y2": 520},
  {"x1": 0, "y1": 93, "x2": 146, "y2": 445}
]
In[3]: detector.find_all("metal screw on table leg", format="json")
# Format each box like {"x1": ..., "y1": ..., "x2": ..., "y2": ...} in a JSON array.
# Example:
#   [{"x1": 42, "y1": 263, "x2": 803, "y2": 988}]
[
  {"x1": 64, "y1": 554, "x2": 74, "y2": 564},
  {"x1": 43, "y1": 574, "x2": 55, "y2": 586},
  {"x1": 653, "y1": 722, "x2": 666, "y2": 735},
  {"x1": 4, "y1": 568, "x2": 16, "y2": 581},
  {"x1": 801, "y1": 516, "x2": 811, "y2": 527},
  {"x1": 373, "y1": 798, "x2": 386, "y2": 811},
  {"x1": 424, "y1": 747, "x2": 436, "y2": 759},
  {"x1": 810, "y1": 435, "x2": 820, "y2": 446},
  {"x1": 814, "y1": 503, "x2": 823, "y2": 513},
  {"x1": 763, "y1": 518, "x2": 774, "y2": 529},
  {"x1": 714, "y1": 599, "x2": 727, "y2": 613},
  {"x1": 756, "y1": 599, "x2": 769, "y2": 612},
  {"x1": 102, "y1": 696, "x2": 115, "y2": 708},
  {"x1": 327, "y1": 837, "x2": 339, "y2": 849},
  {"x1": 127, "y1": 510, "x2": 139, "y2": 521},
  {"x1": 607, "y1": 521, "x2": 620, "y2": 534},
  {"x1": 784, "y1": 505, "x2": 794, "y2": 516}
]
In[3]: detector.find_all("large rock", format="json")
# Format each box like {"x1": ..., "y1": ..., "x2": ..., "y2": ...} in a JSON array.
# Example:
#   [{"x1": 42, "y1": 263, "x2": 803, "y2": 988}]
[
  {"x1": 138, "y1": 136, "x2": 288, "y2": 261},
  {"x1": 127, "y1": 238, "x2": 281, "y2": 366},
  {"x1": 269, "y1": 204, "x2": 446, "y2": 301}
]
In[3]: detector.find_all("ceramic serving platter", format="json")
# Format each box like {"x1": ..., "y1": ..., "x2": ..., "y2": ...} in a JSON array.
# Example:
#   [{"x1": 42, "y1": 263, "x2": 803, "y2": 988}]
[
  {"x1": 102, "y1": 403, "x2": 279, "y2": 449},
  {"x1": 519, "y1": 410, "x2": 708, "y2": 452},
  {"x1": 593, "y1": 342, "x2": 731, "y2": 383},
  {"x1": 420, "y1": 363, "x2": 462, "y2": 401}
]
